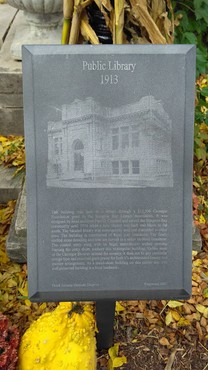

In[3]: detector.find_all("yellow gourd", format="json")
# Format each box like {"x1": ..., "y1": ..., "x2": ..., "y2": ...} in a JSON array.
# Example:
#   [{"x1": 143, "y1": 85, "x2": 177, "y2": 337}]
[{"x1": 18, "y1": 302, "x2": 97, "y2": 370}]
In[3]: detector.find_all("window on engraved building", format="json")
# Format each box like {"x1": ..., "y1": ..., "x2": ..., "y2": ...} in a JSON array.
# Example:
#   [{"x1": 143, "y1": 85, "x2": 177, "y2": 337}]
[
  {"x1": 121, "y1": 161, "x2": 129, "y2": 174},
  {"x1": 132, "y1": 160, "x2": 140, "y2": 174},
  {"x1": 60, "y1": 137, "x2": 63, "y2": 155},
  {"x1": 54, "y1": 163, "x2": 62, "y2": 176},
  {"x1": 54, "y1": 137, "x2": 63, "y2": 156},
  {"x1": 74, "y1": 140, "x2": 84, "y2": 151},
  {"x1": 54, "y1": 137, "x2": 59, "y2": 155},
  {"x1": 96, "y1": 138, "x2": 103, "y2": 151},
  {"x1": 74, "y1": 153, "x2": 84, "y2": 171},
  {"x1": 121, "y1": 126, "x2": 129, "y2": 149},
  {"x1": 112, "y1": 161, "x2": 119, "y2": 175},
  {"x1": 157, "y1": 159, "x2": 168, "y2": 174},
  {"x1": 101, "y1": 160, "x2": 106, "y2": 169},
  {"x1": 132, "y1": 124, "x2": 139, "y2": 147},
  {"x1": 112, "y1": 128, "x2": 119, "y2": 150}
]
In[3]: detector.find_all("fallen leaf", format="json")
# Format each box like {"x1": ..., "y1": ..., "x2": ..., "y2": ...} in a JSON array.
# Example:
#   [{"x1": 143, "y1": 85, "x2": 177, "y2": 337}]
[
  {"x1": 18, "y1": 281, "x2": 28, "y2": 297},
  {"x1": 7, "y1": 278, "x2": 17, "y2": 288},
  {"x1": 185, "y1": 312, "x2": 201, "y2": 322},
  {"x1": 165, "y1": 311, "x2": 173, "y2": 326},
  {"x1": 25, "y1": 299, "x2": 31, "y2": 307},
  {"x1": 203, "y1": 288, "x2": 208, "y2": 298},
  {"x1": 116, "y1": 301, "x2": 125, "y2": 313},
  {"x1": 192, "y1": 250, "x2": 198, "y2": 258},
  {"x1": 196, "y1": 321, "x2": 203, "y2": 340},
  {"x1": 177, "y1": 318, "x2": 191, "y2": 327},
  {"x1": 167, "y1": 301, "x2": 184, "y2": 308},
  {"x1": 183, "y1": 303, "x2": 195, "y2": 314},
  {"x1": 112, "y1": 356, "x2": 127, "y2": 367},
  {"x1": 171, "y1": 310, "x2": 181, "y2": 321},
  {"x1": 193, "y1": 259, "x2": 203, "y2": 267},
  {"x1": 159, "y1": 337, "x2": 170, "y2": 346},
  {"x1": 199, "y1": 214, "x2": 206, "y2": 224},
  {"x1": 108, "y1": 343, "x2": 127, "y2": 369},
  {"x1": 0, "y1": 136, "x2": 8, "y2": 142},
  {"x1": 39, "y1": 302, "x2": 47, "y2": 310},
  {"x1": 196, "y1": 304, "x2": 206, "y2": 314},
  {"x1": 200, "y1": 316, "x2": 207, "y2": 327}
]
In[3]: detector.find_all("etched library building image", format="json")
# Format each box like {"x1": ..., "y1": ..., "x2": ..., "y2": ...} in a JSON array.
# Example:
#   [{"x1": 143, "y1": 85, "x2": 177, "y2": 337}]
[{"x1": 46, "y1": 96, "x2": 173, "y2": 188}]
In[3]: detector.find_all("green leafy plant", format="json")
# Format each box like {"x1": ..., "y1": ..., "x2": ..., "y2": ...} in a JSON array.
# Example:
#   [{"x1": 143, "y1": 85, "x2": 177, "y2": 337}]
[
  {"x1": 172, "y1": 0, "x2": 208, "y2": 76},
  {"x1": 193, "y1": 76, "x2": 208, "y2": 224}
]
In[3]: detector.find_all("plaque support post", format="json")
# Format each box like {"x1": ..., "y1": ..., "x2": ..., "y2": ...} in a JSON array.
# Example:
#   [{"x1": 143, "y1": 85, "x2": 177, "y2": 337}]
[{"x1": 96, "y1": 300, "x2": 115, "y2": 350}]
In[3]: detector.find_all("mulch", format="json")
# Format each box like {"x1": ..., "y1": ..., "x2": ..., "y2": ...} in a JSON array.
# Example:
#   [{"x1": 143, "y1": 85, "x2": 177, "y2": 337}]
[{"x1": 97, "y1": 241, "x2": 208, "y2": 369}]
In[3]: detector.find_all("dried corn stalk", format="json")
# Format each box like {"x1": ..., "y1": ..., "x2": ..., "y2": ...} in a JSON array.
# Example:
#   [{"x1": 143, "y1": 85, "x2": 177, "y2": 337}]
[
  {"x1": 62, "y1": 0, "x2": 174, "y2": 45},
  {"x1": 62, "y1": 0, "x2": 74, "y2": 44},
  {"x1": 80, "y1": 10, "x2": 100, "y2": 44},
  {"x1": 114, "y1": 0, "x2": 125, "y2": 44}
]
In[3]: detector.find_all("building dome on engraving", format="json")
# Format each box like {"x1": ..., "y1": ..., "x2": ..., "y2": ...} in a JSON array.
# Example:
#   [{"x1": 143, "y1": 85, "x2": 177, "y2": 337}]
[{"x1": 47, "y1": 96, "x2": 173, "y2": 188}]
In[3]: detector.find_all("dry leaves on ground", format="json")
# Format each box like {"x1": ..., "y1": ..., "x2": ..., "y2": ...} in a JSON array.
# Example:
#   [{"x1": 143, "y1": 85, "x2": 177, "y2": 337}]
[
  {"x1": 0, "y1": 136, "x2": 25, "y2": 177},
  {"x1": 106, "y1": 243, "x2": 208, "y2": 369},
  {"x1": 0, "y1": 202, "x2": 57, "y2": 337},
  {"x1": 1, "y1": 201, "x2": 208, "y2": 369}
]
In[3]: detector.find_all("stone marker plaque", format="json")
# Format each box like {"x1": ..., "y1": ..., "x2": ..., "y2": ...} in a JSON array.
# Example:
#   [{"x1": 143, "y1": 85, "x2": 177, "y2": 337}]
[{"x1": 22, "y1": 45, "x2": 196, "y2": 301}]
